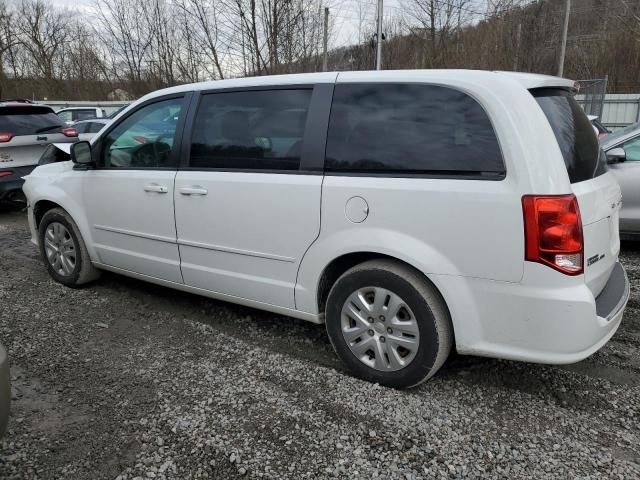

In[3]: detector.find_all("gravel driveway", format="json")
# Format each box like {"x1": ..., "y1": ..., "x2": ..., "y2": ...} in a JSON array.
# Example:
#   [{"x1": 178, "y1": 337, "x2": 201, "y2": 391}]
[{"x1": 0, "y1": 206, "x2": 638, "y2": 479}]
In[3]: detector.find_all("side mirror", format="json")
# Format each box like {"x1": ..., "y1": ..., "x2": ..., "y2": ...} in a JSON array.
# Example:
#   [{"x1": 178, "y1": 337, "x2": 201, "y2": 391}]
[
  {"x1": 70, "y1": 141, "x2": 93, "y2": 167},
  {"x1": 606, "y1": 147, "x2": 626, "y2": 164}
]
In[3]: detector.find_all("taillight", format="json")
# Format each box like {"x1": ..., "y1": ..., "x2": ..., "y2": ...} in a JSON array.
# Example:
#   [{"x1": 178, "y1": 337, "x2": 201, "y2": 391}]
[
  {"x1": 522, "y1": 194, "x2": 583, "y2": 275},
  {"x1": 62, "y1": 127, "x2": 78, "y2": 137},
  {"x1": 0, "y1": 170, "x2": 12, "y2": 177},
  {"x1": 0, "y1": 133, "x2": 13, "y2": 142}
]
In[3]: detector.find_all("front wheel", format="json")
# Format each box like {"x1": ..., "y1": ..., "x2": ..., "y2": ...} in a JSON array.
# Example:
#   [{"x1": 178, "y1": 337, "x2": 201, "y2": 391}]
[
  {"x1": 38, "y1": 208, "x2": 101, "y2": 287},
  {"x1": 325, "y1": 259, "x2": 452, "y2": 389}
]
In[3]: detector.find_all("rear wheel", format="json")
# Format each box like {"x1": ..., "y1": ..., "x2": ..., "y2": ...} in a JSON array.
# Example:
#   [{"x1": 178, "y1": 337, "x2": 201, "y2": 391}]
[
  {"x1": 325, "y1": 259, "x2": 452, "y2": 388},
  {"x1": 38, "y1": 208, "x2": 100, "y2": 287}
]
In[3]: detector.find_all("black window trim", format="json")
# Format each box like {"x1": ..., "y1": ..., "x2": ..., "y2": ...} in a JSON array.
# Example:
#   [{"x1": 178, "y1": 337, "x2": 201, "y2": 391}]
[
  {"x1": 180, "y1": 83, "x2": 334, "y2": 175},
  {"x1": 322, "y1": 81, "x2": 507, "y2": 181},
  {"x1": 91, "y1": 92, "x2": 192, "y2": 171}
]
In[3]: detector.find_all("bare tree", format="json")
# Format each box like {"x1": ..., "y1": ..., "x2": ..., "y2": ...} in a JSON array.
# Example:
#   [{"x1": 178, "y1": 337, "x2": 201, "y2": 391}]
[
  {"x1": 16, "y1": 0, "x2": 71, "y2": 82},
  {"x1": 402, "y1": 0, "x2": 473, "y2": 68},
  {"x1": 0, "y1": 1, "x2": 18, "y2": 98},
  {"x1": 174, "y1": 0, "x2": 226, "y2": 80},
  {"x1": 94, "y1": 0, "x2": 155, "y2": 92}
]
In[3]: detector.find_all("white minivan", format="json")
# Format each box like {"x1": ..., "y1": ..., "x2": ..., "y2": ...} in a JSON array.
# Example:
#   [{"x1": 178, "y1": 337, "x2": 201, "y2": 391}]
[{"x1": 22, "y1": 70, "x2": 629, "y2": 388}]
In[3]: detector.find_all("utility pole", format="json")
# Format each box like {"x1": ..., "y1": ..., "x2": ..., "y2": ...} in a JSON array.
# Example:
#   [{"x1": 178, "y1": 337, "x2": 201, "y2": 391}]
[
  {"x1": 322, "y1": 7, "x2": 329, "y2": 72},
  {"x1": 375, "y1": 0, "x2": 383, "y2": 70},
  {"x1": 558, "y1": 0, "x2": 571, "y2": 77},
  {"x1": 513, "y1": 22, "x2": 522, "y2": 71}
]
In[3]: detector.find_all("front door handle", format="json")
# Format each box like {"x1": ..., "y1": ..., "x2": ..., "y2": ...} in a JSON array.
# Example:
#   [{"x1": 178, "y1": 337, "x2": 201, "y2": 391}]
[
  {"x1": 144, "y1": 183, "x2": 168, "y2": 193},
  {"x1": 179, "y1": 186, "x2": 208, "y2": 196}
]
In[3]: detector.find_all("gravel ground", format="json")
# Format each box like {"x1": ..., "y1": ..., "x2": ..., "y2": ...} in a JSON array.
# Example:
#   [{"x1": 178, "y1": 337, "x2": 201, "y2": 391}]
[{"x1": 0, "y1": 205, "x2": 639, "y2": 480}]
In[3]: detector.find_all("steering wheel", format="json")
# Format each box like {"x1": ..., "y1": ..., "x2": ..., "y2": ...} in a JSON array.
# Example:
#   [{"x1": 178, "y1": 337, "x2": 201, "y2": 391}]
[{"x1": 131, "y1": 133, "x2": 173, "y2": 167}]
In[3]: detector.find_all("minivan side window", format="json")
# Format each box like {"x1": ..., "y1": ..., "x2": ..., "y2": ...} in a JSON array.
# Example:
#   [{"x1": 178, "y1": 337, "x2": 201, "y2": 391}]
[
  {"x1": 100, "y1": 98, "x2": 183, "y2": 169},
  {"x1": 325, "y1": 84, "x2": 505, "y2": 177},
  {"x1": 189, "y1": 89, "x2": 312, "y2": 171}
]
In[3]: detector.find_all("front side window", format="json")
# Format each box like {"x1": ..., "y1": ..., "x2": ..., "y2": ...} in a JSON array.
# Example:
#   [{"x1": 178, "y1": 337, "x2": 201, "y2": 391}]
[
  {"x1": 622, "y1": 136, "x2": 640, "y2": 162},
  {"x1": 190, "y1": 89, "x2": 312, "y2": 171},
  {"x1": 73, "y1": 110, "x2": 97, "y2": 121},
  {"x1": 74, "y1": 122, "x2": 89, "y2": 134},
  {"x1": 88, "y1": 122, "x2": 105, "y2": 134},
  {"x1": 325, "y1": 84, "x2": 505, "y2": 177},
  {"x1": 101, "y1": 98, "x2": 183, "y2": 169}
]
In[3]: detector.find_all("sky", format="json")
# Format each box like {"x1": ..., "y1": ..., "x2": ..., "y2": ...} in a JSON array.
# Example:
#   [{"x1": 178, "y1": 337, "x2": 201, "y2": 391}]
[
  {"x1": 51, "y1": 0, "x2": 403, "y2": 48},
  {"x1": 50, "y1": 0, "x2": 491, "y2": 51}
]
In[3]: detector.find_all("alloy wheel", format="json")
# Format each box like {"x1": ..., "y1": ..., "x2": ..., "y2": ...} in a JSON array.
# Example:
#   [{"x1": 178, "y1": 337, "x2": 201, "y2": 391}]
[{"x1": 44, "y1": 222, "x2": 77, "y2": 277}]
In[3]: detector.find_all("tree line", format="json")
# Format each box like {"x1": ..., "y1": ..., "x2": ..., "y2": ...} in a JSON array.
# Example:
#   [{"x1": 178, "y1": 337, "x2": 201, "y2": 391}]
[{"x1": 0, "y1": 0, "x2": 638, "y2": 101}]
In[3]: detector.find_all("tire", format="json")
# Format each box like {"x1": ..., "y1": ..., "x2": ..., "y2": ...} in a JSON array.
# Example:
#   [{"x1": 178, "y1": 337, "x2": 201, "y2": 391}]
[
  {"x1": 325, "y1": 259, "x2": 452, "y2": 389},
  {"x1": 38, "y1": 208, "x2": 101, "y2": 287}
]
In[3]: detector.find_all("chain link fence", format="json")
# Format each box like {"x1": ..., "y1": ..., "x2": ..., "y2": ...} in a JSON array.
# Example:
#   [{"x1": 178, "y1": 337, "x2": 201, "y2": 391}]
[{"x1": 575, "y1": 77, "x2": 608, "y2": 118}]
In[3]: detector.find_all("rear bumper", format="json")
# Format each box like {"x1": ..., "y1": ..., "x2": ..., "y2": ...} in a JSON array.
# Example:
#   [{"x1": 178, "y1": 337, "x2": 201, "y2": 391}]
[
  {"x1": 0, "y1": 165, "x2": 36, "y2": 199},
  {"x1": 0, "y1": 343, "x2": 9, "y2": 438},
  {"x1": 436, "y1": 261, "x2": 629, "y2": 364},
  {"x1": 595, "y1": 263, "x2": 629, "y2": 321}
]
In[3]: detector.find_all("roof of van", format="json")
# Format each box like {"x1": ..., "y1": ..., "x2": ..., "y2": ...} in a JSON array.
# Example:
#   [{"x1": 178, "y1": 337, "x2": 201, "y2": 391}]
[
  {"x1": 494, "y1": 71, "x2": 575, "y2": 89},
  {"x1": 136, "y1": 69, "x2": 575, "y2": 103}
]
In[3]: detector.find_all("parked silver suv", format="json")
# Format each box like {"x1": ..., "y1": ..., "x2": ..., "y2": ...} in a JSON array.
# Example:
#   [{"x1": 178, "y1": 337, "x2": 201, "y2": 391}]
[{"x1": 0, "y1": 100, "x2": 78, "y2": 202}]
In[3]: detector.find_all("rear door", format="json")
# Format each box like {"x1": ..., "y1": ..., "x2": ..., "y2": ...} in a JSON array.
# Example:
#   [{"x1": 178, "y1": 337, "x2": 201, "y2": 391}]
[
  {"x1": 0, "y1": 105, "x2": 72, "y2": 168},
  {"x1": 174, "y1": 84, "x2": 332, "y2": 309},
  {"x1": 533, "y1": 89, "x2": 621, "y2": 296}
]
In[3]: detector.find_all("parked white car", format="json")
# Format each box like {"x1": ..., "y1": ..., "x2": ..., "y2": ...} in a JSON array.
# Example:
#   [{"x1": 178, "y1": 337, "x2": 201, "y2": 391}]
[
  {"x1": 22, "y1": 71, "x2": 629, "y2": 388},
  {"x1": 56, "y1": 107, "x2": 106, "y2": 125}
]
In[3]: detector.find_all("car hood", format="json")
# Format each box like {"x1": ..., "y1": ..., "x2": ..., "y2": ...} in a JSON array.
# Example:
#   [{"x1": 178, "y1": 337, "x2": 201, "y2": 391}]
[{"x1": 26, "y1": 160, "x2": 74, "y2": 179}]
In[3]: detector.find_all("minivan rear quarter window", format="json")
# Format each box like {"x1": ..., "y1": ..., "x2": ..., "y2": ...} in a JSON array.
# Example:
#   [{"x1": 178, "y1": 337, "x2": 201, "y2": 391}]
[
  {"x1": 0, "y1": 106, "x2": 65, "y2": 136},
  {"x1": 532, "y1": 88, "x2": 606, "y2": 184},
  {"x1": 325, "y1": 83, "x2": 505, "y2": 178}
]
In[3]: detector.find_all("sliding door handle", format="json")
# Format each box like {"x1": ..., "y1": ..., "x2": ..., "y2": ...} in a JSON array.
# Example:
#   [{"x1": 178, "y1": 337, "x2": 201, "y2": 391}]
[
  {"x1": 144, "y1": 184, "x2": 168, "y2": 193},
  {"x1": 179, "y1": 186, "x2": 208, "y2": 196}
]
